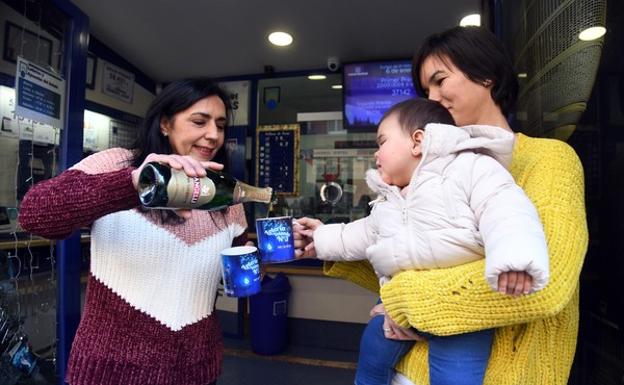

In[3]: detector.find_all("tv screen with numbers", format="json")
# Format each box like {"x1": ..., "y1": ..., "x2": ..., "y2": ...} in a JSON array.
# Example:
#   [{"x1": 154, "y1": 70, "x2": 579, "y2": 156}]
[{"x1": 342, "y1": 60, "x2": 417, "y2": 131}]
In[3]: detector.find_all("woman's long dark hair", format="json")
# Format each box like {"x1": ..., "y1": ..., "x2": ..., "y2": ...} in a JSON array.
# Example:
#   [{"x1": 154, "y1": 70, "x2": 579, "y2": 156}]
[
  {"x1": 132, "y1": 78, "x2": 232, "y2": 224},
  {"x1": 132, "y1": 78, "x2": 232, "y2": 169}
]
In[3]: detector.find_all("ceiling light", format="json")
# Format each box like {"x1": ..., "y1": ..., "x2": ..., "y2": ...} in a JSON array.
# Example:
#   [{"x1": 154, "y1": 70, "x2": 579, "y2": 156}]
[
  {"x1": 517, "y1": 72, "x2": 528, "y2": 78},
  {"x1": 459, "y1": 14, "x2": 481, "y2": 27},
  {"x1": 579, "y1": 26, "x2": 606, "y2": 41},
  {"x1": 268, "y1": 31, "x2": 293, "y2": 46},
  {"x1": 331, "y1": 84, "x2": 342, "y2": 89},
  {"x1": 308, "y1": 75, "x2": 326, "y2": 80}
]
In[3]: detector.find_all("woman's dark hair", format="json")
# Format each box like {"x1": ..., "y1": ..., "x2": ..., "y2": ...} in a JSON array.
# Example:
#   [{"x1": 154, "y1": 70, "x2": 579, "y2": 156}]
[
  {"x1": 132, "y1": 78, "x2": 232, "y2": 224},
  {"x1": 132, "y1": 78, "x2": 232, "y2": 168},
  {"x1": 412, "y1": 26, "x2": 519, "y2": 116},
  {"x1": 381, "y1": 98, "x2": 455, "y2": 135}
]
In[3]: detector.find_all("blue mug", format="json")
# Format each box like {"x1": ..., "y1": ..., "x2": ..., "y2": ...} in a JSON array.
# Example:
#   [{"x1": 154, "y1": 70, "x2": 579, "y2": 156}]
[
  {"x1": 255, "y1": 216, "x2": 296, "y2": 264},
  {"x1": 220, "y1": 246, "x2": 261, "y2": 297}
]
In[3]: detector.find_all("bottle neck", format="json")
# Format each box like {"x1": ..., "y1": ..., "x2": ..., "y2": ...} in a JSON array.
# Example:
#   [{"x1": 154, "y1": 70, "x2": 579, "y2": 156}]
[{"x1": 233, "y1": 181, "x2": 273, "y2": 204}]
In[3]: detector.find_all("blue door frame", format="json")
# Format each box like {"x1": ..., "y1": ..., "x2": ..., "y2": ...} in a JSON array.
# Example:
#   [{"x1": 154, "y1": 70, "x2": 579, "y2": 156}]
[{"x1": 45, "y1": 1, "x2": 88, "y2": 384}]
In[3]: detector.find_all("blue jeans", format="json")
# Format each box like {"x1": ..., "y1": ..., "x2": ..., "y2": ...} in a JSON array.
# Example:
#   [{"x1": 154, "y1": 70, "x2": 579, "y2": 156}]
[{"x1": 355, "y1": 315, "x2": 494, "y2": 385}]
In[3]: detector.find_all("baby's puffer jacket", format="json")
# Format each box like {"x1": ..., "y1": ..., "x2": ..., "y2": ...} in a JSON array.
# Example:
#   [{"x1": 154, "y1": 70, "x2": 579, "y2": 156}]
[{"x1": 313, "y1": 123, "x2": 549, "y2": 292}]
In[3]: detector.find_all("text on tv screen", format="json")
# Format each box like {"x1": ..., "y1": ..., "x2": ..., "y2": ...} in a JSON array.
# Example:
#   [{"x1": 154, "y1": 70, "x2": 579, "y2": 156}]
[{"x1": 343, "y1": 60, "x2": 416, "y2": 131}]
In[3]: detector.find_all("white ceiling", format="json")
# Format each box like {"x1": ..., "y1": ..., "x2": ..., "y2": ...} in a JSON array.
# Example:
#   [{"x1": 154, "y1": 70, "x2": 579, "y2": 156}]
[{"x1": 71, "y1": 0, "x2": 480, "y2": 82}]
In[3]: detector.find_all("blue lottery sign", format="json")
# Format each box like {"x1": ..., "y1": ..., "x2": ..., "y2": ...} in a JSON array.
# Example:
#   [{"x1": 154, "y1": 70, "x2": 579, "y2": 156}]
[{"x1": 15, "y1": 57, "x2": 65, "y2": 128}]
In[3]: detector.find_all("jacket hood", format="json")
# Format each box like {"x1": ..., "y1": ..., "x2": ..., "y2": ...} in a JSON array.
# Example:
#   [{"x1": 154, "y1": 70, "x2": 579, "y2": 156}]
[
  {"x1": 366, "y1": 124, "x2": 515, "y2": 197},
  {"x1": 421, "y1": 123, "x2": 515, "y2": 168}
]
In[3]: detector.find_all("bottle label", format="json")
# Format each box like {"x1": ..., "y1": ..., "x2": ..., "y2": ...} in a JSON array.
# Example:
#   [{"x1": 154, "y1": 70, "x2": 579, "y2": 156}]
[
  {"x1": 234, "y1": 182, "x2": 273, "y2": 203},
  {"x1": 167, "y1": 169, "x2": 216, "y2": 208}
]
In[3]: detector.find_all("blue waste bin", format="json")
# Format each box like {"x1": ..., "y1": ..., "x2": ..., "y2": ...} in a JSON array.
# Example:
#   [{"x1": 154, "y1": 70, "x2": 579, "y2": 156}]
[{"x1": 249, "y1": 273, "x2": 291, "y2": 355}]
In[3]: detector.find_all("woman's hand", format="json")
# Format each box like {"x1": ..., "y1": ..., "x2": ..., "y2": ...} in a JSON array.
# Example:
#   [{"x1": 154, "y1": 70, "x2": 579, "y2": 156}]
[
  {"x1": 383, "y1": 314, "x2": 422, "y2": 341},
  {"x1": 293, "y1": 217, "x2": 323, "y2": 259},
  {"x1": 372, "y1": 303, "x2": 424, "y2": 341},
  {"x1": 131, "y1": 153, "x2": 224, "y2": 219},
  {"x1": 131, "y1": 153, "x2": 224, "y2": 188}
]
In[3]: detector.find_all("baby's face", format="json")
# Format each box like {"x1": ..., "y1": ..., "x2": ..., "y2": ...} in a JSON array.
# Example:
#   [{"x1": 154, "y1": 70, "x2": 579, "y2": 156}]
[{"x1": 374, "y1": 114, "x2": 422, "y2": 187}]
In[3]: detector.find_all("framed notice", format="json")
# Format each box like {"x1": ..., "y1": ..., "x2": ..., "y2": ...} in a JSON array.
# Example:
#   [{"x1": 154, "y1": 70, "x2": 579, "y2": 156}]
[
  {"x1": 3, "y1": 21, "x2": 53, "y2": 66},
  {"x1": 101, "y1": 61, "x2": 134, "y2": 103},
  {"x1": 15, "y1": 57, "x2": 65, "y2": 128},
  {"x1": 256, "y1": 124, "x2": 300, "y2": 195},
  {"x1": 86, "y1": 52, "x2": 97, "y2": 90}
]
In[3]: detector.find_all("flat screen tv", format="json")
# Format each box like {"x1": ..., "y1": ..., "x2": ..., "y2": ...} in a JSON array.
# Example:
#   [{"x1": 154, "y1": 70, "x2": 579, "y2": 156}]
[{"x1": 343, "y1": 60, "x2": 417, "y2": 131}]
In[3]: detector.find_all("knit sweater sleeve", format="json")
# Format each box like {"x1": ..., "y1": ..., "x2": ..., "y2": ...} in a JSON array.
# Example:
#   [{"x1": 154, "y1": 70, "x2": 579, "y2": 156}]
[
  {"x1": 323, "y1": 260, "x2": 381, "y2": 294},
  {"x1": 379, "y1": 139, "x2": 588, "y2": 335},
  {"x1": 19, "y1": 149, "x2": 141, "y2": 240}
]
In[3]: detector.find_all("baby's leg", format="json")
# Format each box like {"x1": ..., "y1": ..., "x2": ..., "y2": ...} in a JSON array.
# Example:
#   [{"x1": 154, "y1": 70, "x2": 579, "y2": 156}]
[
  {"x1": 355, "y1": 315, "x2": 414, "y2": 385},
  {"x1": 428, "y1": 329, "x2": 494, "y2": 385}
]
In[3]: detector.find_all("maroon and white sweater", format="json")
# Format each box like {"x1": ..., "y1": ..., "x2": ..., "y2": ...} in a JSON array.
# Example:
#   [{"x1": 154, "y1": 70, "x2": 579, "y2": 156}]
[{"x1": 19, "y1": 148, "x2": 247, "y2": 385}]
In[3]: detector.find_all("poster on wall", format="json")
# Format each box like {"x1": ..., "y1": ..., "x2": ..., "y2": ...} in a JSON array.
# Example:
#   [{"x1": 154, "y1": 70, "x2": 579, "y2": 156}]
[
  {"x1": 18, "y1": 120, "x2": 60, "y2": 145},
  {"x1": 102, "y1": 61, "x2": 135, "y2": 103},
  {"x1": 0, "y1": 85, "x2": 19, "y2": 138},
  {"x1": 0, "y1": 117, "x2": 18, "y2": 138},
  {"x1": 0, "y1": 136, "x2": 18, "y2": 207},
  {"x1": 83, "y1": 122, "x2": 99, "y2": 151},
  {"x1": 219, "y1": 80, "x2": 250, "y2": 126},
  {"x1": 2, "y1": 82, "x2": 59, "y2": 144},
  {"x1": 256, "y1": 124, "x2": 299, "y2": 195},
  {"x1": 15, "y1": 56, "x2": 65, "y2": 129}
]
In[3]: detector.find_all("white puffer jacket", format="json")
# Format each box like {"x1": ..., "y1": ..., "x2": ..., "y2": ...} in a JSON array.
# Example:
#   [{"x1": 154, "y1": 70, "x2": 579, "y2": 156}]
[{"x1": 313, "y1": 123, "x2": 549, "y2": 292}]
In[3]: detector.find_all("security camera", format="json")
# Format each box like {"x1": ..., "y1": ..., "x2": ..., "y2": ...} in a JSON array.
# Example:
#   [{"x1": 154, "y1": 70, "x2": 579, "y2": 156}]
[{"x1": 327, "y1": 57, "x2": 340, "y2": 72}]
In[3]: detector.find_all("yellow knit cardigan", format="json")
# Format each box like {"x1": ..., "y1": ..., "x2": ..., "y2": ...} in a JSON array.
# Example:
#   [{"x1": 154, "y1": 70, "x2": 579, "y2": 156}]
[{"x1": 324, "y1": 133, "x2": 588, "y2": 385}]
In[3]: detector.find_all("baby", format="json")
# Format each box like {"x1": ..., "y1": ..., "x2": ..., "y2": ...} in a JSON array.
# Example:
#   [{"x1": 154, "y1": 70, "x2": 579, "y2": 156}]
[{"x1": 296, "y1": 98, "x2": 549, "y2": 385}]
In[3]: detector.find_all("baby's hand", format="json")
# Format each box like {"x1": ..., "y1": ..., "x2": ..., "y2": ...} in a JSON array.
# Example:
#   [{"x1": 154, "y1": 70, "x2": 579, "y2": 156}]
[
  {"x1": 498, "y1": 271, "x2": 533, "y2": 297},
  {"x1": 293, "y1": 220, "x2": 317, "y2": 259},
  {"x1": 295, "y1": 240, "x2": 318, "y2": 259}
]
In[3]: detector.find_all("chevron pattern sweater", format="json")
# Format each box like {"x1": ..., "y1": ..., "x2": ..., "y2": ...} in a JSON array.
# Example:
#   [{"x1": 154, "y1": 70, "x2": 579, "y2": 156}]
[
  {"x1": 324, "y1": 133, "x2": 588, "y2": 385},
  {"x1": 19, "y1": 148, "x2": 247, "y2": 385}
]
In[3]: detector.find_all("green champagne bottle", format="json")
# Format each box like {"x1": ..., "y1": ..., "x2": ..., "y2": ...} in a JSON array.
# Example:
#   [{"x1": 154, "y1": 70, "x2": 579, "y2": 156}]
[{"x1": 138, "y1": 162, "x2": 273, "y2": 211}]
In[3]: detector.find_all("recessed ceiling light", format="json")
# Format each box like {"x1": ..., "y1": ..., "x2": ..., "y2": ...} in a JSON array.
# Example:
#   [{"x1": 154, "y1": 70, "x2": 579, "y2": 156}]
[
  {"x1": 579, "y1": 26, "x2": 606, "y2": 41},
  {"x1": 459, "y1": 14, "x2": 481, "y2": 27},
  {"x1": 331, "y1": 84, "x2": 342, "y2": 89},
  {"x1": 308, "y1": 75, "x2": 326, "y2": 80},
  {"x1": 517, "y1": 72, "x2": 528, "y2": 78},
  {"x1": 268, "y1": 31, "x2": 293, "y2": 46}
]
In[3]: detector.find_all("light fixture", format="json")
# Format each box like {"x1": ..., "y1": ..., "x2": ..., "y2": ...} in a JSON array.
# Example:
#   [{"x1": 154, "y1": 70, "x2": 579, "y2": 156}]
[
  {"x1": 459, "y1": 14, "x2": 481, "y2": 27},
  {"x1": 517, "y1": 73, "x2": 528, "y2": 78},
  {"x1": 268, "y1": 31, "x2": 293, "y2": 46},
  {"x1": 579, "y1": 26, "x2": 606, "y2": 41},
  {"x1": 331, "y1": 84, "x2": 342, "y2": 89},
  {"x1": 308, "y1": 75, "x2": 326, "y2": 80}
]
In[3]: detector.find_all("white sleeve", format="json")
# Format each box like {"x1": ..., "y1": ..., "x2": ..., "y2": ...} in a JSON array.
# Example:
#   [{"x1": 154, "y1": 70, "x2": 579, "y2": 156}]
[
  {"x1": 469, "y1": 155, "x2": 549, "y2": 292},
  {"x1": 313, "y1": 217, "x2": 376, "y2": 262}
]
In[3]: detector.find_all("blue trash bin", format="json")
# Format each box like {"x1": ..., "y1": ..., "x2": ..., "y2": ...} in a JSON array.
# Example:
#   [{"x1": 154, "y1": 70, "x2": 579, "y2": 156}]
[{"x1": 249, "y1": 273, "x2": 291, "y2": 355}]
